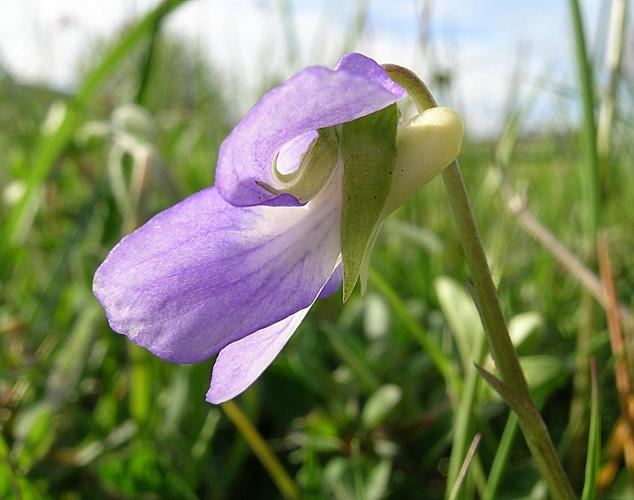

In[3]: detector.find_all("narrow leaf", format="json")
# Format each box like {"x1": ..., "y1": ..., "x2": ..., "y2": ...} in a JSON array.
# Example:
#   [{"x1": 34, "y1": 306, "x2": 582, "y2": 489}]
[
  {"x1": 445, "y1": 335, "x2": 487, "y2": 500},
  {"x1": 435, "y1": 276, "x2": 485, "y2": 369},
  {"x1": 581, "y1": 358, "x2": 601, "y2": 500},
  {"x1": 448, "y1": 433, "x2": 482, "y2": 500},
  {"x1": 482, "y1": 413, "x2": 520, "y2": 500},
  {"x1": 474, "y1": 364, "x2": 525, "y2": 414},
  {"x1": 362, "y1": 384, "x2": 402, "y2": 430}
]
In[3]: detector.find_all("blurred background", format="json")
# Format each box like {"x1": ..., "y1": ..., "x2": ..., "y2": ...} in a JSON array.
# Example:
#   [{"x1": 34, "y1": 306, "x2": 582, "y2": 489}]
[{"x1": 1, "y1": 0, "x2": 632, "y2": 498}]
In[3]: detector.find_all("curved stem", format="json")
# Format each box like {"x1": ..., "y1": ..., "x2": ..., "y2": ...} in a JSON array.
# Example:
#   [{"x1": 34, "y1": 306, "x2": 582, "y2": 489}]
[
  {"x1": 221, "y1": 401, "x2": 300, "y2": 499},
  {"x1": 384, "y1": 64, "x2": 577, "y2": 500}
]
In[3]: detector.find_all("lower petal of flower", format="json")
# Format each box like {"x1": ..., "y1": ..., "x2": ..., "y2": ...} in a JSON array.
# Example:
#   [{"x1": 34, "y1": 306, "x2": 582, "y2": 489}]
[
  {"x1": 207, "y1": 258, "x2": 342, "y2": 403},
  {"x1": 93, "y1": 173, "x2": 342, "y2": 364},
  {"x1": 206, "y1": 304, "x2": 311, "y2": 404},
  {"x1": 319, "y1": 262, "x2": 342, "y2": 298}
]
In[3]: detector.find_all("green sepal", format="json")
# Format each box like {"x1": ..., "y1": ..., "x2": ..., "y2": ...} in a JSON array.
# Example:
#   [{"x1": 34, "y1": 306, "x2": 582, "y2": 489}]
[
  {"x1": 340, "y1": 103, "x2": 399, "y2": 301},
  {"x1": 258, "y1": 127, "x2": 339, "y2": 204}
]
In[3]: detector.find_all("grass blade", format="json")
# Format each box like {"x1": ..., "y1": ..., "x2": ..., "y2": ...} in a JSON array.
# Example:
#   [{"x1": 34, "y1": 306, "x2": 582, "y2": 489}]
[
  {"x1": 568, "y1": 0, "x2": 600, "y2": 244},
  {"x1": 221, "y1": 401, "x2": 300, "y2": 500},
  {"x1": 483, "y1": 413, "x2": 519, "y2": 500},
  {"x1": 447, "y1": 433, "x2": 482, "y2": 500},
  {"x1": 445, "y1": 334, "x2": 487, "y2": 499},
  {"x1": 581, "y1": 358, "x2": 601, "y2": 500}
]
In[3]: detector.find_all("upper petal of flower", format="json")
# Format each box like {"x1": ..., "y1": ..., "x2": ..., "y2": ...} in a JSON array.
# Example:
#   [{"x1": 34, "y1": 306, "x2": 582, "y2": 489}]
[
  {"x1": 93, "y1": 174, "x2": 342, "y2": 364},
  {"x1": 215, "y1": 53, "x2": 405, "y2": 208},
  {"x1": 334, "y1": 52, "x2": 405, "y2": 97}
]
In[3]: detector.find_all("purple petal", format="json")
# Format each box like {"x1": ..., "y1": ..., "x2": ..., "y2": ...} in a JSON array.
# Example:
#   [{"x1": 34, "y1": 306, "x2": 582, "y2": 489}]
[
  {"x1": 93, "y1": 174, "x2": 342, "y2": 364},
  {"x1": 319, "y1": 262, "x2": 342, "y2": 299},
  {"x1": 215, "y1": 53, "x2": 404, "y2": 208},
  {"x1": 335, "y1": 53, "x2": 405, "y2": 97},
  {"x1": 206, "y1": 305, "x2": 310, "y2": 404},
  {"x1": 207, "y1": 260, "x2": 342, "y2": 403}
]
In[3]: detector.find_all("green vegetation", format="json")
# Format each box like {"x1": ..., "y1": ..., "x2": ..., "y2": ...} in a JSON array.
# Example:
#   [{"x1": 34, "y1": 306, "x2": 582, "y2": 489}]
[{"x1": 1, "y1": 1, "x2": 633, "y2": 498}]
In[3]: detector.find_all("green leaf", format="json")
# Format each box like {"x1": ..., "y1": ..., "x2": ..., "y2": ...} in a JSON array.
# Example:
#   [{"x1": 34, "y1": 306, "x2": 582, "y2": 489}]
[
  {"x1": 363, "y1": 293, "x2": 391, "y2": 339},
  {"x1": 323, "y1": 457, "x2": 355, "y2": 500},
  {"x1": 434, "y1": 276, "x2": 485, "y2": 369},
  {"x1": 361, "y1": 384, "x2": 402, "y2": 430},
  {"x1": 13, "y1": 402, "x2": 56, "y2": 472},
  {"x1": 519, "y1": 355, "x2": 568, "y2": 396},
  {"x1": 340, "y1": 104, "x2": 399, "y2": 301},
  {"x1": 366, "y1": 460, "x2": 392, "y2": 500},
  {"x1": 508, "y1": 311, "x2": 542, "y2": 349}
]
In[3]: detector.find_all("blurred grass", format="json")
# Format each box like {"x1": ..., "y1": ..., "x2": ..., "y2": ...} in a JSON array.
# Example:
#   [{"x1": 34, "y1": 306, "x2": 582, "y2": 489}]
[{"x1": 1, "y1": 1, "x2": 633, "y2": 499}]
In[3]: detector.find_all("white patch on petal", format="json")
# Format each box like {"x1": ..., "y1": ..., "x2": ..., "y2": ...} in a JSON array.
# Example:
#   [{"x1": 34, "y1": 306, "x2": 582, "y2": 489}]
[{"x1": 275, "y1": 130, "x2": 318, "y2": 175}]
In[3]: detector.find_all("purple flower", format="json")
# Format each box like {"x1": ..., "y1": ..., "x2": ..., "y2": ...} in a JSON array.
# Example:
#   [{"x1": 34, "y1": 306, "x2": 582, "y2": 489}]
[{"x1": 93, "y1": 53, "x2": 462, "y2": 404}]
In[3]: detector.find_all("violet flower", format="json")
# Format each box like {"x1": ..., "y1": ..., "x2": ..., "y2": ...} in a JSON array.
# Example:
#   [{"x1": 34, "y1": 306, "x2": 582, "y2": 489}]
[{"x1": 93, "y1": 53, "x2": 463, "y2": 404}]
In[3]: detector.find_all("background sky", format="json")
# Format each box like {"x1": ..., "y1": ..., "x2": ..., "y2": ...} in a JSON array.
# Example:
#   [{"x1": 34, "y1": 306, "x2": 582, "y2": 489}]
[{"x1": 0, "y1": 0, "x2": 609, "y2": 136}]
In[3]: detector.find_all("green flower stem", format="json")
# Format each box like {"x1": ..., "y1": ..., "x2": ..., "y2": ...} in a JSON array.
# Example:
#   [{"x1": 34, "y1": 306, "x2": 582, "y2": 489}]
[
  {"x1": 384, "y1": 64, "x2": 576, "y2": 500},
  {"x1": 221, "y1": 401, "x2": 300, "y2": 499}
]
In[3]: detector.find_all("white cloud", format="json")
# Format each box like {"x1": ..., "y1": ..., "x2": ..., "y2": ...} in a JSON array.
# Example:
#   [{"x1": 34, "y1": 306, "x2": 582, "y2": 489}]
[{"x1": 0, "y1": 0, "x2": 613, "y2": 136}]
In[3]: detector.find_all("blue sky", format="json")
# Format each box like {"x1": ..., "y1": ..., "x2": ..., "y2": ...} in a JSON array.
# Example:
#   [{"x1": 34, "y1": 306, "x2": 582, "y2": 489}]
[{"x1": 0, "y1": 0, "x2": 608, "y2": 136}]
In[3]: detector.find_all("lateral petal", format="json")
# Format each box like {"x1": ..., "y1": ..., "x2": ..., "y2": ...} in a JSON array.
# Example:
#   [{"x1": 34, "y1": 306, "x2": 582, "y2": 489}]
[{"x1": 93, "y1": 174, "x2": 342, "y2": 363}]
